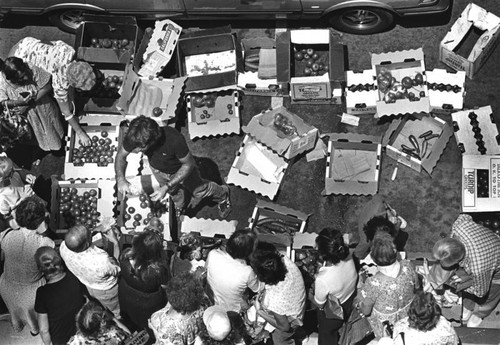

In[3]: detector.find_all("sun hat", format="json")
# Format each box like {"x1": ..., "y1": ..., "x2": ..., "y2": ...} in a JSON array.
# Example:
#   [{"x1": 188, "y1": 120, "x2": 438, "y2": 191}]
[
  {"x1": 66, "y1": 61, "x2": 96, "y2": 91},
  {"x1": 203, "y1": 305, "x2": 231, "y2": 341}
]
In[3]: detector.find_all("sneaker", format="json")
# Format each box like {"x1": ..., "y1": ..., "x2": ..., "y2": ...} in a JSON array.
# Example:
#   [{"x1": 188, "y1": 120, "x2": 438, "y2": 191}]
[
  {"x1": 218, "y1": 186, "x2": 232, "y2": 219},
  {"x1": 467, "y1": 314, "x2": 483, "y2": 328}
]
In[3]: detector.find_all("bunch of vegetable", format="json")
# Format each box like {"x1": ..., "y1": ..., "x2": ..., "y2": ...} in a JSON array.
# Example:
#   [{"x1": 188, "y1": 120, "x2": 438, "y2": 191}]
[
  {"x1": 293, "y1": 47, "x2": 328, "y2": 76},
  {"x1": 273, "y1": 113, "x2": 298, "y2": 137},
  {"x1": 253, "y1": 216, "x2": 301, "y2": 235},
  {"x1": 244, "y1": 49, "x2": 260, "y2": 72},
  {"x1": 376, "y1": 68, "x2": 425, "y2": 103}
]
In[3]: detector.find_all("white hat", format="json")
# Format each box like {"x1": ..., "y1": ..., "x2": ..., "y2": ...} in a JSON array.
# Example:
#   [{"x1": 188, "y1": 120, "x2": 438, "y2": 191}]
[{"x1": 203, "y1": 306, "x2": 231, "y2": 341}]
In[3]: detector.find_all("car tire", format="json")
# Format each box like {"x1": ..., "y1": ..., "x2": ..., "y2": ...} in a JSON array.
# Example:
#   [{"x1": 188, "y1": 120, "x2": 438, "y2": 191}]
[
  {"x1": 48, "y1": 9, "x2": 95, "y2": 33},
  {"x1": 325, "y1": 7, "x2": 395, "y2": 35}
]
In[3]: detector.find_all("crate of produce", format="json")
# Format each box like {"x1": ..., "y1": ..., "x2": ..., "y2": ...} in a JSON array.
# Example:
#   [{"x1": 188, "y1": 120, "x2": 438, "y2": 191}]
[
  {"x1": 50, "y1": 177, "x2": 116, "y2": 232},
  {"x1": 186, "y1": 90, "x2": 240, "y2": 139},
  {"x1": 451, "y1": 106, "x2": 500, "y2": 155}
]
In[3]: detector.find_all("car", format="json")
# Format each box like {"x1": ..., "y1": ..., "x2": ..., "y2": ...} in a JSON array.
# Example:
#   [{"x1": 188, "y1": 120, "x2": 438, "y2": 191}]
[{"x1": 0, "y1": 0, "x2": 451, "y2": 35}]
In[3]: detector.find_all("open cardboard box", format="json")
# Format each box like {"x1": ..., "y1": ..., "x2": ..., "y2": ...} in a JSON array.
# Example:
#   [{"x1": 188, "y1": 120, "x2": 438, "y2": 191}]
[
  {"x1": 383, "y1": 114, "x2": 453, "y2": 175},
  {"x1": 427, "y1": 69, "x2": 466, "y2": 114},
  {"x1": 345, "y1": 69, "x2": 378, "y2": 115},
  {"x1": 372, "y1": 48, "x2": 430, "y2": 118},
  {"x1": 75, "y1": 62, "x2": 126, "y2": 114},
  {"x1": 248, "y1": 198, "x2": 309, "y2": 235},
  {"x1": 439, "y1": 3, "x2": 500, "y2": 79},
  {"x1": 179, "y1": 216, "x2": 237, "y2": 241},
  {"x1": 176, "y1": 26, "x2": 243, "y2": 92},
  {"x1": 116, "y1": 64, "x2": 187, "y2": 125},
  {"x1": 50, "y1": 176, "x2": 116, "y2": 232},
  {"x1": 138, "y1": 19, "x2": 183, "y2": 77},
  {"x1": 63, "y1": 114, "x2": 135, "y2": 180},
  {"x1": 237, "y1": 37, "x2": 286, "y2": 97},
  {"x1": 462, "y1": 154, "x2": 500, "y2": 212},
  {"x1": 451, "y1": 105, "x2": 500, "y2": 155},
  {"x1": 276, "y1": 29, "x2": 345, "y2": 104},
  {"x1": 243, "y1": 106, "x2": 318, "y2": 160},
  {"x1": 186, "y1": 90, "x2": 240, "y2": 139},
  {"x1": 226, "y1": 135, "x2": 288, "y2": 200},
  {"x1": 324, "y1": 133, "x2": 382, "y2": 196},
  {"x1": 75, "y1": 15, "x2": 141, "y2": 64}
]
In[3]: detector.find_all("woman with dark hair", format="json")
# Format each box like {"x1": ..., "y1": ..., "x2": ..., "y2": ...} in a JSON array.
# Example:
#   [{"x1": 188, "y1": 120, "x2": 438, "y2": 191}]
[
  {"x1": 357, "y1": 232, "x2": 419, "y2": 339},
  {"x1": 0, "y1": 56, "x2": 65, "y2": 154},
  {"x1": 34, "y1": 246, "x2": 86, "y2": 345},
  {"x1": 0, "y1": 195, "x2": 54, "y2": 335},
  {"x1": 250, "y1": 241, "x2": 306, "y2": 345},
  {"x1": 206, "y1": 229, "x2": 261, "y2": 312},
  {"x1": 148, "y1": 272, "x2": 209, "y2": 345},
  {"x1": 312, "y1": 228, "x2": 358, "y2": 345},
  {"x1": 67, "y1": 300, "x2": 129, "y2": 345},
  {"x1": 195, "y1": 306, "x2": 250, "y2": 345},
  {"x1": 119, "y1": 229, "x2": 170, "y2": 331}
]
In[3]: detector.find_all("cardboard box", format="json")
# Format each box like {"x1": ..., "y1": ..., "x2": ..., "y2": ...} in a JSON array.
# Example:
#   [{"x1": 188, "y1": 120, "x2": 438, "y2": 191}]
[
  {"x1": 50, "y1": 177, "x2": 115, "y2": 232},
  {"x1": 179, "y1": 216, "x2": 237, "y2": 240},
  {"x1": 226, "y1": 135, "x2": 288, "y2": 200},
  {"x1": 427, "y1": 69, "x2": 466, "y2": 114},
  {"x1": 75, "y1": 62, "x2": 126, "y2": 114},
  {"x1": 176, "y1": 26, "x2": 242, "y2": 92},
  {"x1": 371, "y1": 48, "x2": 430, "y2": 118},
  {"x1": 439, "y1": 3, "x2": 500, "y2": 79},
  {"x1": 324, "y1": 133, "x2": 382, "y2": 196},
  {"x1": 186, "y1": 90, "x2": 240, "y2": 139},
  {"x1": 383, "y1": 114, "x2": 453, "y2": 174},
  {"x1": 116, "y1": 64, "x2": 187, "y2": 125},
  {"x1": 276, "y1": 29, "x2": 345, "y2": 104},
  {"x1": 345, "y1": 70, "x2": 378, "y2": 114},
  {"x1": 75, "y1": 15, "x2": 141, "y2": 64},
  {"x1": 138, "y1": 19, "x2": 182, "y2": 77},
  {"x1": 237, "y1": 37, "x2": 287, "y2": 97},
  {"x1": 462, "y1": 154, "x2": 500, "y2": 212},
  {"x1": 248, "y1": 199, "x2": 309, "y2": 234},
  {"x1": 63, "y1": 115, "x2": 141, "y2": 180},
  {"x1": 243, "y1": 106, "x2": 319, "y2": 159},
  {"x1": 451, "y1": 106, "x2": 500, "y2": 155}
]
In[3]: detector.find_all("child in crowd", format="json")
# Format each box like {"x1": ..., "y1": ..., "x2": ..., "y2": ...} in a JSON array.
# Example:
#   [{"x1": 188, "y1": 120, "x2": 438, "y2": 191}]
[
  {"x1": 171, "y1": 232, "x2": 206, "y2": 278},
  {"x1": 0, "y1": 155, "x2": 36, "y2": 229}
]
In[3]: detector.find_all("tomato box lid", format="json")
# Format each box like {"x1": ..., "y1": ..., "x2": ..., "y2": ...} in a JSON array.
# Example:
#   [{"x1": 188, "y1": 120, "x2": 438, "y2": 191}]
[
  {"x1": 427, "y1": 69, "x2": 466, "y2": 113},
  {"x1": 292, "y1": 232, "x2": 318, "y2": 250},
  {"x1": 116, "y1": 64, "x2": 187, "y2": 124},
  {"x1": 462, "y1": 154, "x2": 500, "y2": 212},
  {"x1": 243, "y1": 106, "x2": 318, "y2": 159},
  {"x1": 226, "y1": 135, "x2": 288, "y2": 200},
  {"x1": 451, "y1": 105, "x2": 500, "y2": 155},
  {"x1": 179, "y1": 216, "x2": 237, "y2": 239},
  {"x1": 324, "y1": 133, "x2": 382, "y2": 196}
]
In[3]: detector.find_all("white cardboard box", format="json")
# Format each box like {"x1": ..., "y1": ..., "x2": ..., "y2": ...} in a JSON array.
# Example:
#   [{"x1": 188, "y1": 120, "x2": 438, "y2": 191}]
[
  {"x1": 226, "y1": 135, "x2": 288, "y2": 200},
  {"x1": 243, "y1": 106, "x2": 319, "y2": 160},
  {"x1": 179, "y1": 216, "x2": 238, "y2": 239},
  {"x1": 439, "y1": 3, "x2": 500, "y2": 79},
  {"x1": 451, "y1": 105, "x2": 500, "y2": 155},
  {"x1": 462, "y1": 154, "x2": 500, "y2": 212},
  {"x1": 427, "y1": 69, "x2": 466, "y2": 114},
  {"x1": 345, "y1": 69, "x2": 378, "y2": 114},
  {"x1": 186, "y1": 90, "x2": 241, "y2": 139}
]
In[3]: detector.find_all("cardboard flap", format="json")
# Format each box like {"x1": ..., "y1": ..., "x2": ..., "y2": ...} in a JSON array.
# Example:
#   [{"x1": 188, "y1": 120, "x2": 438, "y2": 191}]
[
  {"x1": 421, "y1": 117, "x2": 453, "y2": 174},
  {"x1": 293, "y1": 232, "x2": 318, "y2": 249},
  {"x1": 81, "y1": 14, "x2": 137, "y2": 25},
  {"x1": 255, "y1": 199, "x2": 309, "y2": 223},
  {"x1": 275, "y1": 31, "x2": 291, "y2": 85},
  {"x1": 179, "y1": 216, "x2": 237, "y2": 238},
  {"x1": 290, "y1": 29, "x2": 330, "y2": 44},
  {"x1": 466, "y1": 3, "x2": 500, "y2": 31},
  {"x1": 371, "y1": 48, "x2": 424, "y2": 66},
  {"x1": 241, "y1": 37, "x2": 276, "y2": 51},
  {"x1": 77, "y1": 47, "x2": 132, "y2": 64},
  {"x1": 180, "y1": 25, "x2": 232, "y2": 40}
]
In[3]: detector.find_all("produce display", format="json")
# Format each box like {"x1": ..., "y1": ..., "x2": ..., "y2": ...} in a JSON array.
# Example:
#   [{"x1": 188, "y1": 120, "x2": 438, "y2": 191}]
[
  {"x1": 76, "y1": 73, "x2": 124, "y2": 99},
  {"x1": 464, "y1": 112, "x2": 487, "y2": 154},
  {"x1": 71, "y1": 131, "x2": 116, "y2": 166},
  {"x1": 273, "y1": 113, "x2": 298, "y2": 137},
  {"x1": 188, "y1": 91, "x2": 236, "y2": 123},
  {"x1": 253, "y1": 216, "x2": 301, "y2": 235},
  {"x1": 58, "y1": 187, "x2": 100, "y2": 230},
  {"x1": 122, "y1": 193, "x2": 169, "y2": 228},
  {"x1": 293, "y1": 46, "x2": 329, "y2": 77},
  {"x1": 376, "y1": 68, "x2": 426, "y2": 103},
  {"x1": 89, "y1": 38, "x2": 133, "y2": 51}
]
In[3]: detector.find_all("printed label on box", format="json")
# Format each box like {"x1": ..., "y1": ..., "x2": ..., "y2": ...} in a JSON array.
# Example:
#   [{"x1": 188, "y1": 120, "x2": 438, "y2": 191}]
[
  {"x1": 491, "y1": 159, "x2": 500, "y2": 198},
  {"x1": 463, "y1": 168, "x2": 476, "y2": 207},
  {"x1": 292, "y1": 83, "x2": 329, "y2": 99}
]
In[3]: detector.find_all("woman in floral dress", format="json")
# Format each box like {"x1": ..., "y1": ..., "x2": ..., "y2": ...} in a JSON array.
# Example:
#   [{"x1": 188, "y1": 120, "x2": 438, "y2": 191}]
[{"x1": 357, "y1": 232, "x2": 419, "y2": 339}]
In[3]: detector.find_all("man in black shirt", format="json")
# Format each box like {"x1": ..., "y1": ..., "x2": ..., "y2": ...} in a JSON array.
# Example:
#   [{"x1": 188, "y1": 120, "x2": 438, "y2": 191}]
[{"x1": 115, "y1": 116, "x2": 231, "y2": 218}]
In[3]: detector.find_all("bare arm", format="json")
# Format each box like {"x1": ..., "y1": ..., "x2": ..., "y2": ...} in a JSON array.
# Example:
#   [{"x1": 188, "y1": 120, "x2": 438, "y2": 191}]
[
  {"x1": 150, "y1": 152, "x2": 196, "y2": 202},
  {"x1": 38, "y1": 313, "x2": 52, "y2": 345},
  {"x1": 258, "y1": 309, "x2": 291, "y2": 332},
  {"x1": 114, "y1": 145, "x2": 131, "y2": 195},
  {"x1": 56, "y1": 94, "x2": 91, "y2": 146}
]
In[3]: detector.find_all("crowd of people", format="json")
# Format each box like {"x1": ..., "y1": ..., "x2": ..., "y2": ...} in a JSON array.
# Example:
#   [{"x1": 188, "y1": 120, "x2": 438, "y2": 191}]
[{"x1": 1, "y1": 35, "x2": 500, "y2": 345}]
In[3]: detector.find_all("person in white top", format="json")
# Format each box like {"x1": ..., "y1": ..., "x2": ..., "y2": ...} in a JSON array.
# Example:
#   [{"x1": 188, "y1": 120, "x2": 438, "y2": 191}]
[
  {"x1": 206, "y1": 229, "x2": 261, "y2": 312},
  {"x1": 59, "y1": 224, "x2": 121, "y2": 317},
  {"x1": 313, "y1": 228, "x2": 358, "y2": 345}
]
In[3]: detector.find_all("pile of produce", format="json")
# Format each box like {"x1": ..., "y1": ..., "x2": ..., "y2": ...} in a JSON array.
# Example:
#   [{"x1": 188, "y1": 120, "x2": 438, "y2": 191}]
[
  {"x1": 293, "y1": 46, "x2": 328, "y2": 76},
  {"x1": 123, "y1": 193, "x2": 169, "y2": 227},
  {"x1": 294, "y1": 248, "x2": 321, "y2": 289},
  {"x1": 273, "y1": 113, "x2": 298, "y2": 137},
  {"x1": 88, "y1": 38, "x2": 133, "y2": 51},
  {"x1": 376, "y1": 68, "x2": 425, "y2": 103},
  {"x1": 72, "y1": 131, "x2": 116, "y2": 166},
  {"x1": 468, "y1": 112, "x2": 488, "y2": 154},
  {"x1": 244, "y1": 49, "x2": 260, "y2": 72},
  {"x1": 59, "y1": 187, "x2": 100, "y2": 229},
  {"x1": 190, "y1": 93, "x2": 217, "y2": 108},
  {"x1": 253, "y1": 216, "x2": 301, "y2": 235}
]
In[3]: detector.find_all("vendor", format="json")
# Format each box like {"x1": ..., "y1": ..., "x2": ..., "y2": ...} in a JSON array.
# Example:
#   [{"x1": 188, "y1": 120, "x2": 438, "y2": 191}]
[{"x1": 9, "y1": 37, "x2": 95, "y2": 146}]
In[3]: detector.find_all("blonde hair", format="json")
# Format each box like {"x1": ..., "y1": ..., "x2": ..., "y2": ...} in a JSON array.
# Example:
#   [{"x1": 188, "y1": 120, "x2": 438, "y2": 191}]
[
  {"x1": 0, "y1": 156, "x2": 13, "y2": 178},
  {"x1": 433, "y1": 238, "x2": 465, "y2": 268}
]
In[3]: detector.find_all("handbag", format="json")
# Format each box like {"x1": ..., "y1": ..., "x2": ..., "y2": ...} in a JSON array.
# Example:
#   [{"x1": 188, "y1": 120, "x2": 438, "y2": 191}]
[
  {"x1": 338, "y1": 304, "x2": 373, "y2": 345},
  {"x1": 322, "y1": 296, "x2": 344, "y2": 320}
]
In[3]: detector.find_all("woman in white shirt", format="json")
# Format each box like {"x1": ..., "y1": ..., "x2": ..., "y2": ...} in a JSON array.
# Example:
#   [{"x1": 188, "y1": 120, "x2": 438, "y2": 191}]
[{"x1": 313, "y1": 228, "x2": 358, "y2": 345}]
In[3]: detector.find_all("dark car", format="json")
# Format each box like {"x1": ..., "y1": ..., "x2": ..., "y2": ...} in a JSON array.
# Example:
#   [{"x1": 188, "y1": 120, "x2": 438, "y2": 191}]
[{"x1": 0, "y1": 0, "x2": 451, "y2": 35}]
